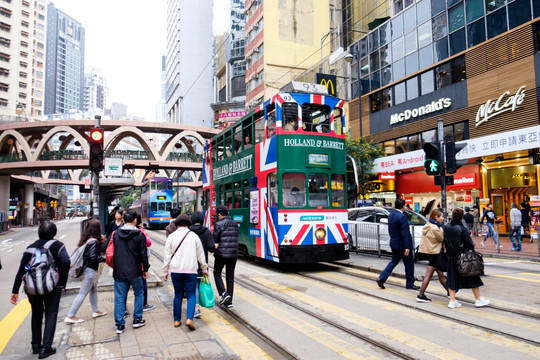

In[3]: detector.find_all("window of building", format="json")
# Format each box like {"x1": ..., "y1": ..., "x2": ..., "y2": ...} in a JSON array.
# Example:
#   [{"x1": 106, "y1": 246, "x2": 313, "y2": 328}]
[
  {"x1": 487, "y1": 7, "x2": 508, "y2": 39},
  {"x1": 451, "y1": 56, "x2": 466, "y2": 82},
  {"x1": 370, "y1": 50, "x2": 380, "y2": 72},
  {"x1": 370, "y1": 71, "x2": 381, "y2": 92},
  {"x1": 421, "y1": 70, "x2": 435, "y2": 95},
  {"x1": 449, "y1": 3, "x2": 465, "y2": 32},
  {"x1": 466, "y1": 0, "x2": 485, "y2": 23},
  {"x1": 379, "y1": 22, "x2": 391, "y2": 46},
  {"x1": 370, "y1": 91, "x2": 382, "y2": 112},
  {"x1": 418, "y1": 21, "x2": 432, "y2": 48},
  {"x1": 405, "y1": 52, "x2": 418, "y2": 75},
  {"x1": 406, "y1": 77, "x2": 419, "y2": 100},
  {"x1": 383, "y1": 140, "x2": 396, "y2": 155},
  {"x1": 435, "y1": 62, "x2": 452, "y2": 89},
  {"x1": 396, "y1": 137, "x2": 408, "y2": 153},
  {"x1": 394, "y1": 81, "x2": 406, "y2": 104},
  {"x1": 393, "y1": 58, "x2": 406, "y2": 80},
  {"x1": 432, "y1": 12, "x2": 448, "y2": 41},
  {"x1": 405, "y1": 30, "x2": 417, "y2": 54},
  {"x1": 450, "y1": 28, "x2": 466, "y2": 55},
  {"x1": 391, "y1": 14, "x2": 403, "y2": 40},
  {"x1": 417, "y1": 0, "x2": 431, "y2": 24},
  {"x1": 382, "y1": 87, "x2": 392, "y2": 109},
  {"x1": 404, "y1": 6, "x2": 417, "y2": 33},
  {"x1": 392, "y1": 36, "x2": 404, "y2": 61},
  {"x1": 467, "y1": 18, "x2": 486, "y2": 47},
  {"x1": 369, "y1": 31, "x2": 379, "y2": 53},
  {"x1": 432, "y1": 0, "x2": 446, "y2": 15},
  {"x1": 422, "y1": 129, "x2": 437, "y2": 144},
  {"x1": 486, "y1": 0, "x2": 506, "y2": 12},
  {"x1": 380, "y1": 45, "x2": 391, "y2": 68},
  {"x1": 419, "y1": 44, "x2": 434, "y2": 68},
  {"x1": 434, "y1": 37, "x2": 449, "y2": 62},
  {"x1": 509, "y1": 0, "x2": 531, "y2": 28},
  {"x1": 408, "y1": 133, "x2": 421, "y2": 151},
  {"x1": 360, "y1": 57, "x2": 369, "y2": 77},
  {"x1": 381, "y1": 65, "x2": 393, "y2": 86}
]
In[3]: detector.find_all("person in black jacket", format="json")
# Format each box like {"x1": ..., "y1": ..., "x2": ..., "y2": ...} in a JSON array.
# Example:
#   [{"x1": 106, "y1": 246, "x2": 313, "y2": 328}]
[
  {"x1": 64, "y1": 219, "x2": 107, "y2": 324},
  {"x1": 10, "y1": 221, "x2": 70, "y2": 359},
  {"x1": 112, "y1": 209, "x2": 150, "y2": 334},
  {"x1": 213, "y1": 206, "x2": 239, "y2": 308},
  {"x1": 190, "y1": 211, "x2": 215, "y2": 317},
  {"x1": 444, "y1": 208, "x2": 490, "y2": 309}
]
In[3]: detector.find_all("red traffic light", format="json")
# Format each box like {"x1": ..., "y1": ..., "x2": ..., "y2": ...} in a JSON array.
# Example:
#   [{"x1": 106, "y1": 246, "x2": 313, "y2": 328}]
[{"x1": 90, "y1": 129, "x2": 104, "y2": 143}]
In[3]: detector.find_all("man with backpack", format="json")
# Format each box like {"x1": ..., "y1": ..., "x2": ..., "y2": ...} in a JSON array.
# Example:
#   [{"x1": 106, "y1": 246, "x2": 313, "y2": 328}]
[{"x1": 10, "y1": 221, "x2": 70, "y2": 359}]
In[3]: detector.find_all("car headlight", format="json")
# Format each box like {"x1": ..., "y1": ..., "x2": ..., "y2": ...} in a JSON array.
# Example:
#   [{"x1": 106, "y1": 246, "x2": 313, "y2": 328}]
[{"x1": 315, "y1": 227, "x2": 326, "y2": 241}]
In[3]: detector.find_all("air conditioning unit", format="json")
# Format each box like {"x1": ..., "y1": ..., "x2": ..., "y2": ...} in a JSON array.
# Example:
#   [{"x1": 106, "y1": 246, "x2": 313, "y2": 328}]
[
  {"x1": 252, "y1": 48, "x2": 259, "y2": 53},
  {"x1": 245, "y1": 55, "x2": 251, "y2": 61},
  {"x1": 253, "y1": 74, "x2": 259, "y2": 80}
]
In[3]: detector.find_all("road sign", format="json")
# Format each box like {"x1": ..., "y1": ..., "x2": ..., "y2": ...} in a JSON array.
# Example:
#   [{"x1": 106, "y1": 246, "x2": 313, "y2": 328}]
[{"x1": 104, "y1": 157, "x2": 123, "y2": 177}]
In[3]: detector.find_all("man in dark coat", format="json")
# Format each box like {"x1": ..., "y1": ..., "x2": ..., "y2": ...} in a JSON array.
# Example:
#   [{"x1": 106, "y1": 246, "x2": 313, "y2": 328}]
[
  {"x1": 165, "y1": 207, "x2": 181, "y2": 237},
  {"x1": 213, "y1": 205, "x2": 239, "y2": 308},
  {"x1": 112, "y1": 209, "x2": 150, "y2": 334},
  {"x1": 10, "y1": 221, "x2": 70, "y2": 358},
  {"x1": 376, "y1": 198, "x2": 419, "y2": 290}
]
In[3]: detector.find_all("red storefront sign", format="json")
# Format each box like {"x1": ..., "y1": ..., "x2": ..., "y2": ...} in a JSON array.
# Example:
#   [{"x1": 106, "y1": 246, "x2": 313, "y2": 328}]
[
  {"x1": 379, "y1": 172, "x2": 396, "y2": 181},
  {"x1": 396, "y1": 168, "x2": 480, "y2": 194},
  {"x1": 404, "y1": 197, "x2": 413, "y2": 204}
]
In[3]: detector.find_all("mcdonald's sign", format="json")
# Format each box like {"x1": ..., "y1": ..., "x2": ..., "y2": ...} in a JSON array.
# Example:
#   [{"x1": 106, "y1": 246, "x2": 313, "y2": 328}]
[{"x1": 315, "y1": 73, "x2": 336, "y2": 96}]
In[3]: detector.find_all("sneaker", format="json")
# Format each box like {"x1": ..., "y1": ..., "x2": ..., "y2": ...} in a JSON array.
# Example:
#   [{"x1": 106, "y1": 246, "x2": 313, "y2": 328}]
[
  {"x1": 123, "y1": 311, "x2": 129, "y2": 319},
  {"x1": 448, "y1": 300, "x2": 462, "y2": 309},
  {"x1": 219, "y1": 292, "x2": 231, "y2": 306},
  {"x1": 227, "y1": 303, "x2": 234, "y2": 309},
  {"x1": 133, "y1": 318, "x2": 146, "y2": 328},
  {"x1": 194, "y1": 308, "x2": 201, "y2": 318},
  {"x1": 481, "y1": 241, "x2": 486, "y2": 247},
  {"x1": 511, "y1": 247, "x2": 516, "y2": 251},
  {"x1": 497, "y1": 245, "x2": 503, "y2": 248},
  {"x1": 416, "y1": 294, "x2": 432, "y2": 303},
  {"x1": 116, "y1": 324, "x2": 125, "y2": 334},
  {"x1": 474, "y1": 298, "x2": 491, "y2": 308},
  {"x1": 143, "y1": 304, "x2": 155, "y2": 312}
]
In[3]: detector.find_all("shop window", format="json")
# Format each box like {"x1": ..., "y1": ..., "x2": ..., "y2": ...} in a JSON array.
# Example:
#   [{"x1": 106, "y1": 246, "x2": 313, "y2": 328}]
[
  {"x1": 418, "y1": 21, "x2": 432, "y2": 48},
  {"x1": 282, "y1": 172, "x2": 305, "y2": 207},
  {"x1": 432, "y1": 12, "x2": 448, "y2": 41},
  {"x1": 396, "y1": 137, "x2": 408, "y2": 153},
  {"x1": 451, "y1": 56, "x2": 466, "y2": 83},
  {"x1": 467, "y1": 18, "x2": 486, "y2": 47},
  {"x1": 431, "y1": 0, "x2": 446, "y2": 16},
  {"x1": 486, "y1": 0, "x2": 506, "y2": 13},
  {"x1": 454, "y1": 122, "x2": 467, "y2": 141},
  {"x1": 422, "y1": 129, "x2": 437, "y2": 144},
  {"x1": 416, "y1": 0, "x2": 431, "y2": 24},
  {"x1": 403, "y1": 6, "x2": 416, "y2": 33},
  {"x1": 393, "y1": 58, "x2": 405, "y2": 80},
  {"x1": 380, "y1": 45, "x2": 391, "y2": 68},
  {"x1": 405, "y1": 52, "x2": 418, "y2": 76},
  {"x1": 361, "y1": 76, "x2": 370, "y2": 95},
  {"x1": 466, "y1": 0, "x2": 485, "y2": 24},
  {"x1": 405, "y1": 30, "x2": 417, "y2": 54},
  {"x1": 435, "y1": 62, "x2": 452, "y2": 89},
  {"x1": 308, "y1": 174, "x2": 329, "y2": 207},
  {"x1": 392, "y1": 36, "x2": 404, "y2": 61},
  {"x1": 408, "y1": 134, "x2": 421, "y2": 151},
  {"x1": 406, "y1": 77, "x2": 418, "y2": 100},
  {"x1": 450, "y1": 28, "x2": 466, "y2": 55},
  {"x1": 382, "y1": 88, "x2": 392, "y2": 109},
  {"x1": 370, "y1": 91, "x2": 382, "y2": 112},
  {"x1": 394, "y1": 81, "x2": 406, "y2": 105},
  {"x1": 443, "y1": 124, "x2": 454, "y2": 142},
  {"x1": 331, "y1": 174, "x2": 345, "y2": 207},
  {"x1": 449, "y1": 3, "x2": 465, "y2": 33},
  {"x1": 434, "y1": 37, "x2": 449, "y2": 62},
  {"x1": 421, "y1": 70, "x2": 435, "y2": 95},
  {"x1": 391, "y1": 14, "x2": 403, "y2": 40},
  {"x1": 370, "y1": 50, "x2": 380, "y2": 72},
  {"x1": 419, "y1": 44, "x2": 434, "y2": 69},
  {"x1": 381, "y1": 65, "x2": 392, "y2": 86},
  {"x1": 508, "y1": 0, "x2": 531, "y2": 29},
  {"x1": 383, "y1": 139, "x2": 396, "y2": 155}
]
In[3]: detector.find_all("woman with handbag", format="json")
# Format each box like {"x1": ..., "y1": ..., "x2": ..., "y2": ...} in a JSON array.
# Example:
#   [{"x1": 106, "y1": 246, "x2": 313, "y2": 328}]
[
  {"x1": 162, "y1": 214, "x2": 208, "y2": 330},
  {"x1": 64, "y1": 219, "x2": 107, "y2": 323},
  {"x1": 416, "y1": 209, "x2": 447, "y2": 303},
  {"x1": 443, "y1": 208, "x2": 490, "y2": 309}
]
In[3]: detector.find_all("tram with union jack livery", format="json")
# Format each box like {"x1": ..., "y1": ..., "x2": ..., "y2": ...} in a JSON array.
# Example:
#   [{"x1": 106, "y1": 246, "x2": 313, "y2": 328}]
[{"x1": 202, "y1": 82, "x2": 349, "y2": 263}]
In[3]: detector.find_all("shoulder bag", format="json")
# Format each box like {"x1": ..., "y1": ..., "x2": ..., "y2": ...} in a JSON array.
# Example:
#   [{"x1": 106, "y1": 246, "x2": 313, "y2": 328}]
[
  {"x1": 105, "y1": 231, "x2": 115, "y2": 267},
  {"x1": 457, "y1": 250, "x2": 484, "y2": 277},
  {"x1": 436, "y1": 243, "x2": 446, "y2": 272}
]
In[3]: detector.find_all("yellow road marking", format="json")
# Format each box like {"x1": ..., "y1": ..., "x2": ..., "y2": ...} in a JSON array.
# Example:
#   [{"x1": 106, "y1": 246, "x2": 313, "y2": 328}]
[
  {"x1": 203, "y1": 307, "x2": 272, "y2": 360},
  {"x1": 286, "y1": 273, "x2": 540, "y2": 358},
  {"x1": 520, "y1": 272, "x2": 540, "y2": 277},
  {"x1": 492, "y1": 274, "x2": 540, "y2": 283},
  {"x1": 234, "y1": 287, "x2": 380, "y2": 359},
  {"x1": 0, "y1": 299, "x2": 31, "y2": 355},
  {"x1": 252, "y1": 276, "x2": 473, "y2": 360}
]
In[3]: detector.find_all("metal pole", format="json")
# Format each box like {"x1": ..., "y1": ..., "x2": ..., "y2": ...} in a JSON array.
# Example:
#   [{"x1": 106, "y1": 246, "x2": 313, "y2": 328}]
[
  {"x1": 357, "y1": 54, "x2": 363, "y2": 138},
  {"x1": 438, "y1": 118, "x2": 447, "y2": 223},
  {"x1": 92, "y1": 171, "x2": 99, "y2": 220}
]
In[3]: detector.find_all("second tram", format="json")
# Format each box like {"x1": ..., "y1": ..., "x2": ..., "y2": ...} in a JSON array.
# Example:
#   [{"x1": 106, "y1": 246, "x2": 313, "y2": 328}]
[{"x1": 138, "y1": 177, "x2": 173, "y2": 229}]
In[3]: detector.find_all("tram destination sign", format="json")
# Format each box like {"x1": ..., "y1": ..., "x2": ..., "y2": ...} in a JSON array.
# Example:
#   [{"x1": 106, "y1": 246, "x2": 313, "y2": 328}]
[{"x1": 212, "y1": 154, "x2": 253, "y2": 180}]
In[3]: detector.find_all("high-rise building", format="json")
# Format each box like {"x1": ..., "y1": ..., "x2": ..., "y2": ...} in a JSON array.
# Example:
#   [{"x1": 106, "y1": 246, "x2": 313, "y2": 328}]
[
  {"x1": 165, "y1": 0, "x2": 213, "y2": 127},
  {"x1": 83, "y1": 68, "x2": 108, "y2": 117},
  {"x1": 0, "y1": 0, "x2": 47, "y2": 122},
  {"x1": 44, "y1": 3, "x2": 85, "y2": 116}
]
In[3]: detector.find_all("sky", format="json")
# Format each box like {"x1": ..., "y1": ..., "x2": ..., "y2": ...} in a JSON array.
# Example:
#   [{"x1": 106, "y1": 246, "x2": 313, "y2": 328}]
[{"x1": 48, "y1": 0, "x2": 229, "y2": 122}]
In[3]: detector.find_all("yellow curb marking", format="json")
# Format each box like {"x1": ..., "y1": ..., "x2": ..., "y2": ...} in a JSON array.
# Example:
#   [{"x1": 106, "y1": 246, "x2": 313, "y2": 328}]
[{"x1": 0, "y1": 298, "x2": 31, "y2": 355}]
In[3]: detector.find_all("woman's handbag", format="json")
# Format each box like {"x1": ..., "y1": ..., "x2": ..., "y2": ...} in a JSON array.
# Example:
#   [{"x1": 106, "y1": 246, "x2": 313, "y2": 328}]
[
  {"x1": 457, "y1": 250, "x2": 484, "y2": 277},
  {"x1": 436, "y1": 246, "x2": 446, "y2": 272},
  {"x1": 199, "y1": 275, "x2": 215, "y2": 308},
  {"x1": 105, "y1": 232, "x2": 115, "y2": 267}
]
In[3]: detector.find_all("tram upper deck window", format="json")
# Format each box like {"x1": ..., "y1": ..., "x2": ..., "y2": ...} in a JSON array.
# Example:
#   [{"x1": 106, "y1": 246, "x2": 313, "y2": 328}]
[
  {"x1": 254, "y1": 111, "x2": 264, "y2": 143},
  {"x1": 308, "y1": 174, "x2": 329, "y2": 207},
  {"x1": 216, "y1": 136, "x2": 224, "y2": 161},
  {"x1": 332, "y1": 108, "x2": 343, "y2": 135},
  {"x1": 302, "y1": 104, "x2": 331, "y2": 133},
  {"x1": 331, "y1": 174, "x2": 345, "y2": 207},
  {"x1": 267, "y1": 105, "x2": 276, "y2": 138},
  {"x1": 282, "y1": 173, "x2": 306, "y2": 207},
  {"x1": 225, "y1": 131, "x2": 233, "y2": 157},
  {"x1": 282, "y1": 102, "x2": 298, "y2": 131},
  {"x1": 243, "y1": 119, "x2": 253, "y2": 150}
]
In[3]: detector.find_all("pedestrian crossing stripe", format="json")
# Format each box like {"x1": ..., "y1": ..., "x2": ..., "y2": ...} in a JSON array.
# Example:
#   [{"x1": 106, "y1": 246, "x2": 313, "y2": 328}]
[{"x1": 0, "y1": 298, "x2": 31, "y2": 355}]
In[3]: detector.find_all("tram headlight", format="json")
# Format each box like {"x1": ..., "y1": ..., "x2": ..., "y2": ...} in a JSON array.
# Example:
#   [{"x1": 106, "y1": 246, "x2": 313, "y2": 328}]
[{"x1": 315, "y1": 227, "x2": 326, "y2": 241}]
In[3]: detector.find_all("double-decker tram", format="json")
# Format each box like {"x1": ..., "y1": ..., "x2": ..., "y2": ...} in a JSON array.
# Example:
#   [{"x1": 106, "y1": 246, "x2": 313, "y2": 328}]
[
  {"x1": 202, "y1": 82, "x2": 349, "y2": 263},
  {"x1": 138, "y1": 177, "x2": 173, "y2": 229}
]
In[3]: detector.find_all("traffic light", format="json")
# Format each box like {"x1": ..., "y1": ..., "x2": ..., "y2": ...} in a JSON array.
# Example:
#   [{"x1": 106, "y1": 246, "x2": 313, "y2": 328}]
[
  {"x1": 423, "y1": 142, "x2": 443, "y2": 176},
  {"x1": 445, "y1": 142, "x2": 467, "y2": 174},
  {"x1": 89, "y1": 128, "x2": 104, "y2": 172}
]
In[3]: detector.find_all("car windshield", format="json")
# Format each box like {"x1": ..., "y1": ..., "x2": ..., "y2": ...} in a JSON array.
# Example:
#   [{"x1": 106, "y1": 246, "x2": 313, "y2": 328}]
[{"x1": 386, "y1": 208, "x2": 428, "y2": 225}]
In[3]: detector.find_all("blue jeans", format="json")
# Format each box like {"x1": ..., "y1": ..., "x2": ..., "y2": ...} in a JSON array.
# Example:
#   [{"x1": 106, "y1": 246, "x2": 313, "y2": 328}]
[
  {"x1": 482, "y1": 222, "x2": 499, "y2": 246},
  {"x1": 171, "y1": 273, "x2": 197, "y2": 322},
  {"x1": 378, "y1": 249, "x2": 415, "y2": 287},
  {"x1": 114, "y1": 277, "x2": 144, "y2": 326},
  {"x1": 509, "y1": 226, "x2": 522, "y2": 250}
]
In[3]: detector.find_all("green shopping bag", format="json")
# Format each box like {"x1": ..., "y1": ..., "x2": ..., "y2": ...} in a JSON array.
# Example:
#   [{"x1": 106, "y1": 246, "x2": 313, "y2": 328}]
[{"x1": 199, "y1": 275, "x2": 215, "y2": 308}]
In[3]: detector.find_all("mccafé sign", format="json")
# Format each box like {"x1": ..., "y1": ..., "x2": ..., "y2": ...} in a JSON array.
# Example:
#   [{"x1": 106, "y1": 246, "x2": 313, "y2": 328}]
[
  {"x1": 390, "y1": 98, "x2": 451, "y2": 125},
  {"x1": 475, "y1": 86, "x2": 525, "y2": 127}
]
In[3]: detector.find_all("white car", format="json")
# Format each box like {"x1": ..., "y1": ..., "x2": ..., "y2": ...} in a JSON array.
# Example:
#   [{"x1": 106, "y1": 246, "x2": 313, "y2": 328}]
[{"x1": 348, "y1": 206, "x2": 428, "y2": 252}]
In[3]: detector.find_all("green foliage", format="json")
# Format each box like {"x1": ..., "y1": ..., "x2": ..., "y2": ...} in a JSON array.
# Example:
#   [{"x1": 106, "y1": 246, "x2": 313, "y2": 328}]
[
  {"x1": 345, "y1": 136, "x2": 385, "y2": 199},
  {"x1": 119, "y1": 187, "x2": 141, "y2": 209}
]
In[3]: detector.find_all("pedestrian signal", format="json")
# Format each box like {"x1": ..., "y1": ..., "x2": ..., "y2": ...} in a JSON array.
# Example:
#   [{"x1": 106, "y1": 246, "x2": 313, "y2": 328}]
[{"x1": 423, "y1": 142, "x2": 443, "y2": 176}]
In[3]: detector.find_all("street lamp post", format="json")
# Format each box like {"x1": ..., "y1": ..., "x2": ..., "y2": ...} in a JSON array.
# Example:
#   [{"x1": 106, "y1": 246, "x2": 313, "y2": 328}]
[{"x1": 345, "y1": 52, "x2": 362, "y2": 138}]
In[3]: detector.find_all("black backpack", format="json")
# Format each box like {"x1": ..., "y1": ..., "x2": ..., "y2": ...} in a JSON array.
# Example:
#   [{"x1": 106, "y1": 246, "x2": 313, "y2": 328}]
[{"x1": 23, "y1": 240, "x2": 61, "y2": 295}]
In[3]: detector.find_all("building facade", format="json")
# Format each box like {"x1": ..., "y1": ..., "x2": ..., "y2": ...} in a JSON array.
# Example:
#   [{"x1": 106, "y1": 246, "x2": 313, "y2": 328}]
[
  {"x1": 0, "y1": 0, "x2": 47, "y2": 122},
  {"x1": 164, "y1": 0, "x2": 213, "y2": 127},
  {"x1": 83, "y1": 68, "x2": 108, "y2": 117},
  {"x1": 44, "y1": 3, "x2": 85, "y2": 116},
  {"x1": 347, "y1": 0, "x2": 540, "y2": 231}
]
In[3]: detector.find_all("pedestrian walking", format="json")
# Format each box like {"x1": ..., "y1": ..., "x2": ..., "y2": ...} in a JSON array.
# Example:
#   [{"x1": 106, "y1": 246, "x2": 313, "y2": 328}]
[
  {"x1": 10, "y1": 221, "x2": 70, "y2": 358},
  {"x1": 111, "y1": 209, "x2": 150, "y2": 334},
  {"x1": 213, "y1": 205, "x2": 240, "y2": 307},
  {"x1": 463, "y1": 207, "x2": 474, "y2": 233},
  {"x1": 416, "y1": 209, "x2": 447, "y2": 302},
  {"x1": 376, "y1": 198, "x2": 419, "y2": 290},
  {"x1": 480, "y1": 203, "x2": 500, "y2": 248},
  {"x1": 162, "y1": 214, "x2": 208, "y2": 330},
  {"x1": 64, "y1": 219, "x2": 107, "y2": 324},
  {"x1": 189, "y1": 211, "x2": 215, "y2": 318},
  {"x1": 472, "y1": 205, "x2": 480, "y2": 236},
  {"x1": 166, "y1": 207, "x2": 181, "y2": 237},
  {"x1": 443, "y1": 208, "x2": 490, "y2": 309},
  {"x1": 509, "y1": 203, "x2": 522, "y2": 251},
  {"x1": 520, "y1": 202, "x2": 531, "y2": 235}
]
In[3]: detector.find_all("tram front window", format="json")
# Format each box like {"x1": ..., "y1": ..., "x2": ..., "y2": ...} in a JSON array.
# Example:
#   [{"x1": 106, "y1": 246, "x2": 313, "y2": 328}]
[
  {"x1": 150, "y1": 202, "x2": 157, "y2": 212},
  {"x1": 282, "y1": 173, "x2": 306, "y2": 207},
  {"x1": 158, "y1": 202, "x2": 166, "y2": 211},
  {"x1": 308, "y1": 174, "x2": 329, "y2": 207},
  {"x1": 157, "y1": 181, "x2": 167, "y2": 190},
  {"x1": 302, "y1": 104, "x2": 331, "y2": 132}
]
